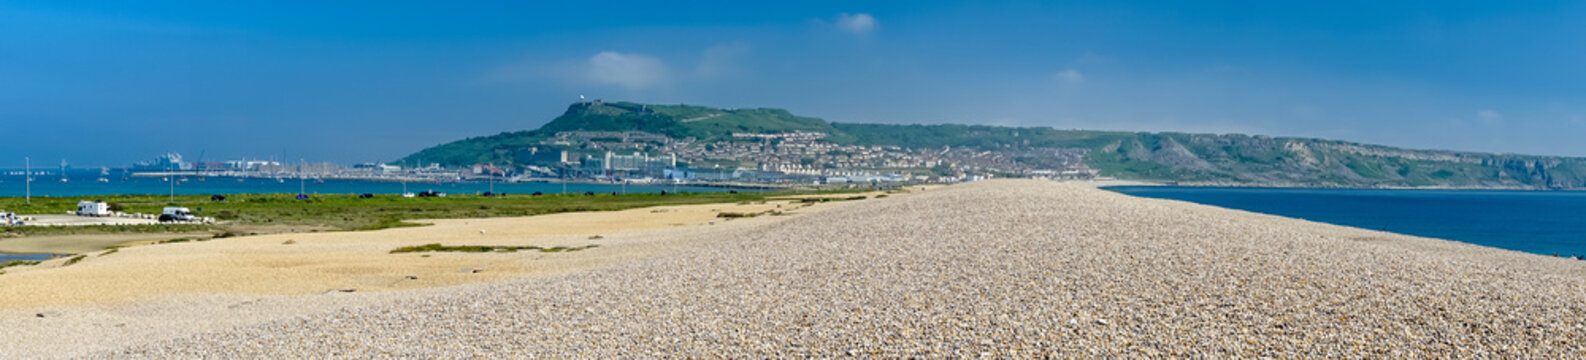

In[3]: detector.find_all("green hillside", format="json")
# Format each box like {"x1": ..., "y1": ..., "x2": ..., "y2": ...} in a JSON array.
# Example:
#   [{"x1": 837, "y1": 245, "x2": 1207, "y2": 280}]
[
  {"x1": 537, "y1": 101, "x2": 842, "y2": 140},
  {"x1": 399, "y1": 101, "x2": 846, "y2": 165},
  {"x1": 397, "y1": 130, "x2": 542, "y2": 167},
  {"x1": 400, "y1": 101, "x2": 1586, "y2": 189}
]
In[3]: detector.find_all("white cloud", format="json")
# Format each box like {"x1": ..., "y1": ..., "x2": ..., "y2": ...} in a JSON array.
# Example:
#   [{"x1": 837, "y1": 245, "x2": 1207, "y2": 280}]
[
  {"x1": 1477, "y1": 109, "x2": 1503, "y2": 125},
  {"x1": 835, "y1": 13, "x2": 876, "y2": 34},
  {"x1": 586, "y1": 51, "x2": 669, "y2": 90},
  {"x1": 1054, "y1": 69, "x2": 1085, "y2": 83}
]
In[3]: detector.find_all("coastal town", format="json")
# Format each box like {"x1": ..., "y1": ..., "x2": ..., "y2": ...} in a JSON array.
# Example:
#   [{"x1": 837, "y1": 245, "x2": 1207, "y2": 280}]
[{"x1": 110, "y1": 130, "x2": 1098, "y2": 186}]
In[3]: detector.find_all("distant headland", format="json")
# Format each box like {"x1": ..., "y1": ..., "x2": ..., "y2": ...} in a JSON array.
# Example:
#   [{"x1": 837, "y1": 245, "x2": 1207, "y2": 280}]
[{"x1": 402, "y1": 100, "x2": 1586, "y2": 190}]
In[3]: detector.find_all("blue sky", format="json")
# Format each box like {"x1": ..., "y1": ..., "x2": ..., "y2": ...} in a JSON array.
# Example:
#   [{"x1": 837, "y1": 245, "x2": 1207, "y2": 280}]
[{"x1": 3, "y1": 1, "x2": 1585, "y2": 166}]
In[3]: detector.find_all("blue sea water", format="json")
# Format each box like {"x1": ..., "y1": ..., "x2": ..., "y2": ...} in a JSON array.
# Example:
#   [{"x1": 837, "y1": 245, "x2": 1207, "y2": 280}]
[
  {"x1": 1106, "y1": 186, "x2": 1586, "y2": 258},
  {"x1": 0, "y1": 169, "x2": 754, "y2": 198}
]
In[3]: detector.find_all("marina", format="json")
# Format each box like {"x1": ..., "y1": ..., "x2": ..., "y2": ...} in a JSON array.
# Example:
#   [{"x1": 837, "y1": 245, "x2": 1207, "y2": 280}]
[{"x1": 0, "y1": 168, "x2": 763, "y2": 198}]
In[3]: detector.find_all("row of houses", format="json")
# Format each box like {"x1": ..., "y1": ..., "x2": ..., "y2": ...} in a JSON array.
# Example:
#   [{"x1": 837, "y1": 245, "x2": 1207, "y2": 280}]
[{"x1": 501, "y1": 129, "x2": 1096, "y2": 182}]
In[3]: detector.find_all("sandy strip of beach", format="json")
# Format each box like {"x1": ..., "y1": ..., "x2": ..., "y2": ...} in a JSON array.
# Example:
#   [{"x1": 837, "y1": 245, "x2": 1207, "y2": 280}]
[
  {"x1": 0, "y1": 193, "x2": 883, "y2": 358},
  {"x1": 11, "y1": 180, "x2": 1586, "y2": 357},
  {"x1": 0, "y1": 200, "x2": 791, "y2": 309}
]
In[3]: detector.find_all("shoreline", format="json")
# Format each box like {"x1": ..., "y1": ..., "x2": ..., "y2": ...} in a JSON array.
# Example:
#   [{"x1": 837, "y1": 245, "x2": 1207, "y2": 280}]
[
  {"x1": 0, "y1": 177, "x2": 806, "y2": 200},
  {"x1": 1133, "y1": 180, "x2": 1586, "y2": 192},
  {"x1": 125, "y1": 172, "x2": 803, "y2": 189}
]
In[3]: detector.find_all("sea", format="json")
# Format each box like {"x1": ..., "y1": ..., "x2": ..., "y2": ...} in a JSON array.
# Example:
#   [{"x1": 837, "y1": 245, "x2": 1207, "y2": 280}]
[
  {"x1": 0, "y1": 168, "x2": 757, "y2": 198},
  {"x1": 1106, "y1": 186, "x2": 1586, "y2": 259}
]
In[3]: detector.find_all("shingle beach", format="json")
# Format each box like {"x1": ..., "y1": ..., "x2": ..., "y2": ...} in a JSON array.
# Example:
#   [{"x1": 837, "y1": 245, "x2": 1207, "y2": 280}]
[{"x1": 17, "y1": 180, "x2": 1586, "y2": 357}]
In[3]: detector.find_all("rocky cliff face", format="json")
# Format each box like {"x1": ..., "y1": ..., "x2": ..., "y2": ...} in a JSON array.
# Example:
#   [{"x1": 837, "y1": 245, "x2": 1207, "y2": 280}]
[{"x1": 1086, "y1": 132, "x2": 1586, "y2": 189}]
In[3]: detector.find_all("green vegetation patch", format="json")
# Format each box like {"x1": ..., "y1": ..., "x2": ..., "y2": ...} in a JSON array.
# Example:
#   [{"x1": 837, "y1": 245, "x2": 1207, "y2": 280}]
[
  {"x1": 0, "y1": 260, "x2": 41, "y2": 271},
  {"x1": 61, "y1": 254, "x2": 87, "y2": 267},
  {"x1": 390, "y1": 243, "x2": 599, "y2": 254},
  {"x1": 716, "y1": 211, "x2": 758, "y2": 218},
  {"x1": 0, "y1": 191, "x2": 774, "y2": 238},
  {"x1": 0, "y1": 260, "x2": 42, "y2": 275},
  {"x1": 0, "y1": 223, "x2": 215, "y2": 238}
]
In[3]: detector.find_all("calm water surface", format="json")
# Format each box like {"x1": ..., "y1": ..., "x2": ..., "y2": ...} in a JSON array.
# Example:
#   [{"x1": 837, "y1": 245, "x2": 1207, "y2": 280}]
[
  {"x1": 0, "y1": 253, "x2": 60, "y2": 262},
  {"x1": 1107, "y1": 186, "x2": 1586, "y2": 258}
]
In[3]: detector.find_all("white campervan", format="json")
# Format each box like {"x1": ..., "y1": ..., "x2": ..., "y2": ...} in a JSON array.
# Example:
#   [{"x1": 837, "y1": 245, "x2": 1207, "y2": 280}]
[
  {"x1": 160, "y1": 207, "x2": 197, "y2": 222},
  {"x1": 76, "y1": 201, "x2": 111, "y2": 217}
]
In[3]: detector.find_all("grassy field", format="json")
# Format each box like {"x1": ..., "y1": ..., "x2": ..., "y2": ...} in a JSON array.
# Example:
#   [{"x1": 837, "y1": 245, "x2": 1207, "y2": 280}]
[{"x1": 0, "y1": 191, "x2": 778, "y2": 240}]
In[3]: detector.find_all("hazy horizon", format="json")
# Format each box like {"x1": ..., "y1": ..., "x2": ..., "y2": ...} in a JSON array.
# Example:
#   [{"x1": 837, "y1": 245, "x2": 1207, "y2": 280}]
[{"x1": 5, "y1": 1, "x2": 1586, "y2": 167}]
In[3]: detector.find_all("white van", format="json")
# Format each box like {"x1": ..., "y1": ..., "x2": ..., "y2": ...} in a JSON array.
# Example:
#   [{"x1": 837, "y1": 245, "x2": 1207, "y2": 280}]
[
  {"x1": 160, "y1": 207, "x2": 197, "y2": 222},
  {"x1": 77, "y1": 201, "x2": 111, "y2": 217}
]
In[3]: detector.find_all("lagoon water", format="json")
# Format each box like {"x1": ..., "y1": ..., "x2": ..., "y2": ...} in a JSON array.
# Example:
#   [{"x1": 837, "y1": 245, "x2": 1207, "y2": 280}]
[
  {"x1": 1107, "y1": 186, "x2": 1586, "y2": 258},
  {"x1": 0, "y1": 169, "x2": 751, "y2": 198},
  {"x1": 0, "y1": 253, "x2": 59, "y2": 262}
]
